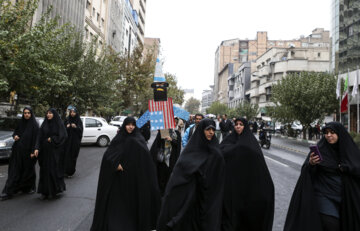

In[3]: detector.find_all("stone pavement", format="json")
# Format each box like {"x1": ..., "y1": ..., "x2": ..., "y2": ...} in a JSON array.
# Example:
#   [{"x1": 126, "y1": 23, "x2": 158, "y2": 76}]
[{"x1": 270, "y1": 133, "x2": 318, "y2": 155}]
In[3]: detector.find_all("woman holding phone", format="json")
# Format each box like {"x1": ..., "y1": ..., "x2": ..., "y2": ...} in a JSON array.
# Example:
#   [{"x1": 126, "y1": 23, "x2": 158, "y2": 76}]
[{"x1": 284, "y1": 122, "x2": 360, "y2": 231}]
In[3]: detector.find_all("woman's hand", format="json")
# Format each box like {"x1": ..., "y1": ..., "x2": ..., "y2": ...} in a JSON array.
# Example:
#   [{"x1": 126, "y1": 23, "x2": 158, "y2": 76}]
[
  {"x1": 14, "y1": 135, "x2": 20, "y2": 141},
  {"x1": 309, "y1": 152, "x2": 321, "y2": 165},
  {"x1": 34, "y1": 150, "x2": 39, "y2": 157},
  {"x1": 67, "y1": 124, "x2": 70, "y2": 128},
  {"x1": 71, "y1": 123, "x2": 77, "y2": 128},
  {"x1": 165, "y1": 136, "x2": 172, "y2": 141},
  {"x1": 117, "y1": 164, "x2": 124, "y2": 171},
  {"x1": 47, "y1": 137, "x2": 51, "y2": 143}
]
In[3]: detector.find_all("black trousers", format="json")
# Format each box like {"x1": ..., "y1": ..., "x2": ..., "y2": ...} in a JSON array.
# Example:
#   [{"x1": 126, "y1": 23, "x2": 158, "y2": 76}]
[{"x1": 320, "y1": 213, "x2": 340, "y2": 231}]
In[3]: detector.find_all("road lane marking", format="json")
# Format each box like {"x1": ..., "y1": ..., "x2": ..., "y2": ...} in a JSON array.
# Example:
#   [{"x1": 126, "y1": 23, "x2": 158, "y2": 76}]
[{"x1": 265, "y1": 156, "x2": 289, "y2": 168}]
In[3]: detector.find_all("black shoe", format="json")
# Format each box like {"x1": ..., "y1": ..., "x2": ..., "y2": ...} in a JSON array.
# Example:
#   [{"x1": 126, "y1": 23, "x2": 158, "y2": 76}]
[
  {"x1": 26, "y1": 190, "x2": 35, "y2": 194},
  {"x1": 0, "y1": 193, "x2": 12, "y2": 201},
  {"x1": 39, "y1": 194, "x2": 47, "y2": 200}
]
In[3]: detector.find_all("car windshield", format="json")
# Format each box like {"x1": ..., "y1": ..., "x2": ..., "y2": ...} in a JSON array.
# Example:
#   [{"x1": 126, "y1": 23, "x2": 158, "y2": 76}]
[
  {"x1": 0, "y1": 118, "x2": 20, "y2": 131},
  {"x1": 112, "y1": 117, "x2": 120, "y2": 121}
]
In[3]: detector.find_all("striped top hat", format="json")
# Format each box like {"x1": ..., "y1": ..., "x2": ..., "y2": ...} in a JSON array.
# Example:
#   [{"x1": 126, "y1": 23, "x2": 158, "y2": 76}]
[{"x1": 151, "y1": 58, "x2": 168, "y2": 88}]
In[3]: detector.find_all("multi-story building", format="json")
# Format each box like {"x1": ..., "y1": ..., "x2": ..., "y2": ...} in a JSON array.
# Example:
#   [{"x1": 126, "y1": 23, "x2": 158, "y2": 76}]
[
  {"x1": 337, "y1": 0, "x2": 360, "y2": 132},
  {"x1": 84, "y1": 0, "x2": 108, "y2": 47},
  {"x1": 201, "y1": 87, "x2": 213, "y2": 113},
  {"x1": 106, "y1": 0, "x2": 124, "y2": 53},
  {"x1": 121, "y1": 0, "x2": 138, "y2": 56},
  {"x1": 213, "y1": 32, "x2": 303, "y2": 104},
  {"x1": 331, "y1": 0, "x2": 340, "y2": 74},
  {"x1": 129, "y1": 0, "x2": 147, "y2": 46},
  {"x1": 33, "y1": 0, "x2": 86, "y2": 32},
  {"x1": 228, "y1": 62, "x2": 251, "y2": 108},
  {"x1": 214, "y1": 29, "x2": 330, "y2": 107},
  {"x1": 247, "y1": 45, "x2": 330, "y2": 116}
]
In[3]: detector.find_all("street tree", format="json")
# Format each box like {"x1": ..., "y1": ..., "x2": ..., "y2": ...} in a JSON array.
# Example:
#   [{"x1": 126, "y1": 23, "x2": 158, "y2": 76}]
[
  {"x1": 185, "y1": 97, "x2": 201, "y2": 114},
  {"x1": 207, "y1": 101, "x2": 228, "y2": 116},
  {"x1": 164, "y1": 73, "x2": 185, "y2": 105},
  {"x1": 270, "y1": 71, "x2": 338, "y2": 139},
  {"x1": 228, "y1": 101, "x2": 259, "y2": 120}
]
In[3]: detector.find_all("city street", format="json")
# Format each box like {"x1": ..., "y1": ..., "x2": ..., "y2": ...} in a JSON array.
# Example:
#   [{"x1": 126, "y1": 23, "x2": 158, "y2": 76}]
[{"x1": 0, "y1": 134, "x2": 311, "y2": 231}]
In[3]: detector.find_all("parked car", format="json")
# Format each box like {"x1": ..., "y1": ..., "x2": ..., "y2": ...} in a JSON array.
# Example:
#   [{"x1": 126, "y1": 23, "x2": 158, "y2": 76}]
[
  {"x1": 109, "y1": 116, "x2": 127, "y2": 128},
  {"x1": 0, "y1": 117, "x2": 20, "y2": 159},
  {"x1": 81, "y1": 116, "x2": 118, "y2": 147},
  {"x1": 291, "y1": 121, "x2": 303, "y2": 131}
]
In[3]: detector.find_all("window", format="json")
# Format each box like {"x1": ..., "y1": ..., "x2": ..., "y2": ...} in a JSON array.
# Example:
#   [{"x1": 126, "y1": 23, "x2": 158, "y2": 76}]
[
  {"x1": 85, "y1": 28, "x2": 89, "y2": 39},
  {"x1": 97, "y1": 13, "x2": 100, "y2": 22},
  {"x1": 101, "y1": 18, "x2": 105, "y2": 27},
  {"x1": 85, "y1": 118, "x2": 102, "y2": 128},
  {"x1": 86, "y1": 0, "x2": 91, "y2": 10},
  {"x1": 318, "y1": 52, "x2": 321, "y2": 57},
  {"x1": 93, "y1": 7, "x2": 95, "y2": 16},
  {"x1": 349, "y1": 25, "x2": 354, "y2": 36}
]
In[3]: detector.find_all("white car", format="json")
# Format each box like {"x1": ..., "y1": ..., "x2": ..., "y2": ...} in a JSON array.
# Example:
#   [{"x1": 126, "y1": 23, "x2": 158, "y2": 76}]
[
  {"x1": 109, "y1": 116, "x2": 127, "y2": 128},
  {"x1": 81, "y1": 116, "x2": 118, "y2": 147}
]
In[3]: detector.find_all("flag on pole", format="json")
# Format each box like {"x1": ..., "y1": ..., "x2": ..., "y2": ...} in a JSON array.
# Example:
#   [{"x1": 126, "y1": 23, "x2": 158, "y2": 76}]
[
  {"x1": 336, "y1": 75, "x2": 341, "y2": 99},
  {"x1": 341, "y1": 73, "x2": 349, "y2": 113},
  {"x1": 352, "y1": 70, "x2": 359, "y2": 97}
]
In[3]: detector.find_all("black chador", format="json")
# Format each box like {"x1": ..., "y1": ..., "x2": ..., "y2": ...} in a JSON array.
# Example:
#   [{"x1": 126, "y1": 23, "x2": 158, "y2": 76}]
[
  {"x1": 220, "y1": 118, "x2": 274, "y2": 231},
  {"x1": 35, "y1": 108, "x2": 67, "y2": 199},
  {"x1": 150, "y1": 129, "x2": 181, "y2": 195},
  {"x1": 91, "y1": 117, "x2": 160, "y2": 231},
  {"x1": 64, "y1": 108, "x2": 83, "y2": 177},
  {"x1": 157, "y1": 119, "x2": 225, "y2": 231},
  {"x1": 284, "y1": 122, "x2": 360, "y2": 231},
  {"x1": 1, "y1": 107, "x2": 39, "y2": 200}
]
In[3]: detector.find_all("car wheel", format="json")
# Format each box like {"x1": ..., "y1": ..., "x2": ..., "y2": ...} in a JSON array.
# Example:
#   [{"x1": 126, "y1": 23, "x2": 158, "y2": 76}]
[{"x1": 97, "y1": 136, "x2": 109, "y2": 147}]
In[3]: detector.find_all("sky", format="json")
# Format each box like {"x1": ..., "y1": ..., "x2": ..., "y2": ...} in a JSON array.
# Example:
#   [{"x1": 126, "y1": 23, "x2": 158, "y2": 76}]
[{"x1": 145, "y1": 0, "x2": 331, "y2": 100}]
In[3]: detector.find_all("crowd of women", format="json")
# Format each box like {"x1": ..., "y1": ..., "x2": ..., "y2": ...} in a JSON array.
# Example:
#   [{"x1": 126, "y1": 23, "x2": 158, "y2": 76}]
[
  {"x1": 1, "y1": 108, "x2": 360, "y2": 231},
  {"x1": 0, "y1": 107, "x2": 83, "y2": 201}
]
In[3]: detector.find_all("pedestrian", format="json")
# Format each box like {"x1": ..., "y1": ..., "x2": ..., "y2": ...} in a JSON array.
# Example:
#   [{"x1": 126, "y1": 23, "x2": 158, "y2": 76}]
[
  {"x1": 63, "y1": 107, "x2": 83, "y2": 178},
  {"x1": 220, "y1": 118, "x2": 274, "y2": 231},
  {"x1": 140, "y1": 120, "x2": 151, "y2": 143},
  {"x1": 0, "y1": 107, "x2": 39, "y2": 201},
  {"x1": 184, "y1": 115, "x2": 194, "y2": 130},
  {"x1": 252, "y1": 120, "x2": 258, "y2": 133},
  {"x1": 215, "y1": 115, "x2": 222, "y2": 141},
  {"x1": 175, "y1": 117, "x2": 184, "y2": 134},
  {"x1": 220, "y1": 114, "x2": 233, "y2": 139},
  {"x1": 308, "y1": 125, "x2": 313, "y2": 140},
  {"x1": 284, "y1": 122, "x2": 360, "y2": 231},
  {"x1": 150, "y1": 129, "x2": 181, "y2": 196},
  {"x1": 157, "y1": 119, "x2": 225, "y2": 231},
  {"x1": 34, "y1": 108, "x2": 67, "y2": 200},
  {"x1": 182, "y1": 113, "x2": 204, "y2": 147},
  {"x1": 91, "y1": 117, "x2": 160, "y2": 231}
]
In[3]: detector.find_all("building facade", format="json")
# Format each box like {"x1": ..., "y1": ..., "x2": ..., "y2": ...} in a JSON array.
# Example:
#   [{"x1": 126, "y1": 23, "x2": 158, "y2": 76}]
[
  {"x1": 106, "y1": 0, "x2": 124, "y2": 53},
  {"x1": 201, "y1": 88, "x2": 213, "y2": 113},
  {"x1": 331, "y1": 0, "x2": 340, "y2": 73},
  {"x1": 228, "y1": 62, "x2": 251, "y2": 108},
  {"x1": 84, "y1": 0, "x2": 108, "y2": 46},
  {"x1": 33, "y1": 0, "x2": 86, "y2": 31},
  {"x1": 247, "y1": 45, "x2": 330, "y2": 116},
  {"x1": 129, "y1": 0, "x2": 147, "y2": 46},
  {"x1": 121, "y1": 0, "x2": 138, "y2": 55}
]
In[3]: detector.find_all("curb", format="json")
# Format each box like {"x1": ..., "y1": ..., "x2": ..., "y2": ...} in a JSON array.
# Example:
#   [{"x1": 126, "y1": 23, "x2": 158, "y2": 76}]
[
  {"x1": 274, "y1": 134, "x2": 317, "y2": 145},
  {"x1": 271, "y1": 143, "x2": 308, "y2": 155}
]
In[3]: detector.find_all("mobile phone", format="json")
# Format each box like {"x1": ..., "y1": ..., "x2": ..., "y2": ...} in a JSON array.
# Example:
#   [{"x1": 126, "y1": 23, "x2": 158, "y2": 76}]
[{"x1": 309, "y1": 145, "x2": 323, "y2": 161}]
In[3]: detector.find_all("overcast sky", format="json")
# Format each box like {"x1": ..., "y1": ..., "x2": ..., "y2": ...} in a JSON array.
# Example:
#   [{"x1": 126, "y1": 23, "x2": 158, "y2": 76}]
[{"x1": 145, "y1": 0, "x2": 331, "y2": 100}]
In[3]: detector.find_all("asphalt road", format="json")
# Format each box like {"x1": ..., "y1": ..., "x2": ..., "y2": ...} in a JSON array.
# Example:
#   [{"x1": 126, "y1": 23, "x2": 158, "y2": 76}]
[{"x1": 0, "y1": 134, "x2": 308, "y2": 231}]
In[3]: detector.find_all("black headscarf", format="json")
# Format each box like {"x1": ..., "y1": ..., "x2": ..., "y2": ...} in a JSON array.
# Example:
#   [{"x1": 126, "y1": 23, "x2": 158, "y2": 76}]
[
  {"x1": 39, "y1": 108, "x2": 67, "y2": 147},
  {"x1": 65, "y1": 107, "x2": 83, "y2": 139},
  {"x1": 284, "y1": 122, "x2": 360, "y2": 231},
  {"x1": 91, "y1": 117, "x2": 160, "y2": 231},
  {"x1": 157, "y1": 119, "x2": 225, "y2": 231},
  {"x1": 220, "y1": 118, "x2": 274, "y2": 231},
  {"x1": 13, "y1": 107, "x2": 39, "y2": 152}
]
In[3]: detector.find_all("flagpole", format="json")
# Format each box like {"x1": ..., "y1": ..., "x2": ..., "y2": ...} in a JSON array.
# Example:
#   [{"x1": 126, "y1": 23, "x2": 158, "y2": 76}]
[{"x1": 348, "y1": 68, "x2": 351, "y2": 132}]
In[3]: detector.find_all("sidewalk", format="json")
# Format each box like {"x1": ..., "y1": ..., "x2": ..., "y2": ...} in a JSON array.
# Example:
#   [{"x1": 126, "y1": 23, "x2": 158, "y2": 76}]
[{"x1": 270, "y1": 134, "x2": 318, "y2": 155}]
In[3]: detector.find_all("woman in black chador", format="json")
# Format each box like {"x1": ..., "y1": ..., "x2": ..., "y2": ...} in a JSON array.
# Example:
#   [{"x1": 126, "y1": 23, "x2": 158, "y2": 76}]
[
  {"x1": 150, "y1": 129, "x2": 181, "y2": 195},
  {"x1": 91, "y1": 117, "x2": 160, "y2": 231},
  {"x1": 157, "y1": 119, "x2": 225, "y2": 231},
  {"x1": 64, "y1": 107, "x2": 83, "y2": 178},
  {"x1": 34, "y1": 108, "x2": 67, "y2": 200},
  {"x1": 220, "y1": 118, "x2": 274, "y2": 231},
  {"x1": 0, "y1": 107, "x2": 39, "y2": 201},
  {"x1": 284, "y1": 122, "x2": 360, "y2": 231}
]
